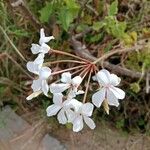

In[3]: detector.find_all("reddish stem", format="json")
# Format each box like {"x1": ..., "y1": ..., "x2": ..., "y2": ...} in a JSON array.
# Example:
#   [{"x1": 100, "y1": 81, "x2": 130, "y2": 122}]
[
  {"x1": 51, "y1": 64, "x2": 87, "y2": 76},
  {"x1": 51, "y1": 49, "x2": 90, "y2": 63},
  {"x1": 82, "y1": 68, "x2": 92, "y2": 103},
  {"x1": 44, "y1": 59, "x2": 87, "y2": 66}
]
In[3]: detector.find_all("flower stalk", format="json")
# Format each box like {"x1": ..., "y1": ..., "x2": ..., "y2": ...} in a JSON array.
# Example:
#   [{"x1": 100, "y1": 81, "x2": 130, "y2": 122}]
[
  {"x1": 82, "y1": 66, "x2": 92, "y2": 103},
  {"x1": 51, "y1": 49, "x2": 90, "y2": 63},
  {"x1": 51, "y1": 64, "x2": 88, "y2": 76},
  {"x1": 44, "y1": 59, "x2": 87, "y2": 66}
]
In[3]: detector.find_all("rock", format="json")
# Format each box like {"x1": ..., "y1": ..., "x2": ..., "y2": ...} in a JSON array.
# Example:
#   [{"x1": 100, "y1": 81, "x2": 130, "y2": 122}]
[
  {"x1": 0, "y1": 106, "x2": 30, "y2": 140},
  {"x1": 40, "y1": 134, "x2": 67, "y2": 150},
  {"x1": 0, "y1": 106, "x2": 67, "y2": 150}
]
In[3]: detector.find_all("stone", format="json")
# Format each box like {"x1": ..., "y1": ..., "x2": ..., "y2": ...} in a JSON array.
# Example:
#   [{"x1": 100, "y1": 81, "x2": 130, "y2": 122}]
[
  {"x1": 40, "y1": 134, "x2": 67, "y2": 150},
  {"x1": 0, "y1": 106, "x2": 67, "y2": 150}
]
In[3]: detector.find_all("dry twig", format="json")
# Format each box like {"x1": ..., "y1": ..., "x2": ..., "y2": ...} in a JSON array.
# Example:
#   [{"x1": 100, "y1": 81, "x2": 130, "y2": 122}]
[{"x1": 70, "y1": 36, "x2": 150, "y2": 79}]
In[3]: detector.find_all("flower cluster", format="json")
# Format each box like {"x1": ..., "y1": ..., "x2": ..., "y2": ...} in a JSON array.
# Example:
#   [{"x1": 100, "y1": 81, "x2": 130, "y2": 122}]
[
  {"x1": 26, "y1": 29, "x2": 54, "y2": 99},
  {"x1": 26, "y1": 29, "x2": 125, "y2": 132}
]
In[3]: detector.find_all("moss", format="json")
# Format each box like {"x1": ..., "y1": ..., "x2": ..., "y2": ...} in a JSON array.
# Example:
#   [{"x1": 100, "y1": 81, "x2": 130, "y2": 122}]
[{"x1": 125, "y1": 48, "x2": 150, "y2": 72}]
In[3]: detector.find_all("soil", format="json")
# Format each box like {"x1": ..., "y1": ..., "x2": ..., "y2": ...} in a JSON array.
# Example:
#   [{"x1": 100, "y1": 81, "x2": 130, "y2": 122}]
[
  {"x1": 51, "y1": 123, "x2": 150, "y2": 150},
  {"x1": 1, "y1": 107, "x2": 150, "y2": 150}
]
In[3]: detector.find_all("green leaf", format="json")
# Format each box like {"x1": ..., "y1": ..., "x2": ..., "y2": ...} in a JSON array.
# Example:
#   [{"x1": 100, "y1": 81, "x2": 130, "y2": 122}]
[
  {"x1": 111, "y1": 21, "x2": 127, "y2": 38},
  {"x1": 82, "y1": 14, "x2": 92, "y2": 25},
  {"x1": 130, "y1": 82, "x2": 141, "y2": 93},
  {"x1": 39, "y1": 2, "x2": 53, "y2": 23},
  {"x1": 8, "y1": 26, "x2": 29, "y2": 37},
  {"x1": 58, "y1": 7, "x2": 74, "y2": 31},
  {"x1": 104, "y1": 16, "x2": 127, "y2": 39},
  {"x1": 57, "y1": 0, "x2": 79, "y2": 31},
  {"x1": 92, "y1": 21, "x2": 105, "y2": 31},
  {"x1": 76, "y1": 24, "x2": 89, "y2": 32},
  {"x1": 108, "y1": 0, "x2": 118, "y2": 16},
  {"x1": 58, "y1": 3, "x2": 79, "y2": 31},
  {"x1": 90, "y1": 34, "x2": 103, "y2": 43},
  {"x1": 64, "y1": 0, "x2": 79, "y2": 9}
]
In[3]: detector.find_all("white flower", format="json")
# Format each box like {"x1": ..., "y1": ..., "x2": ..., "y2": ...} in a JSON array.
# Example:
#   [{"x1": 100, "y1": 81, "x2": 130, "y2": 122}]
[
  {"x1": 50, "y1": 72, "x2": 84, "y2": 99},
  {"x1": 31, "y1": 66, "x2": 52, "y2": 96},
  {"x1": 26, "y1": 91, "x2": 42, "y2": 100},
  {"x1": 39, "y1": 28, "x2": 54, "y2": 45},
  {"x1": 27, "y1": 53, "x2": 44, "y2": 74},
  {"x1": 46, "y1": 93, "x2": 75, "y2": 124},
  {"x1": 70, "y1": 101, "x2": 96, "y2": 132},
  {"x1": 92, "y1": 69, "x2": 125, "y2": 108},
  {"x1": 31, "y1": 28, "x2": 54, "y2": 54},
  {"x1": 31, "y1": 43, "x2": 50, "y2": 54}
]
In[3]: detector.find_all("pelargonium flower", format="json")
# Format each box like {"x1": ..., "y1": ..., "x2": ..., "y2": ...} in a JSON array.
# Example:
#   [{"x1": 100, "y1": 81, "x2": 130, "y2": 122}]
[
  {"x1": 26, "y1": 53, "x2": 44, "y2": 74},
  {"x1": 92, "y1": 69, "x2": 125, "y2": 108},
  {"x1": 46, "y1": 93, "x2": 75, "y2": 124},
  {"x1": 31, "y1": 43, "x2": 50, "y2": 55},
  {"x1": 31, "y1": 66, "x2": 51, "y2": 96},
  {"x1": 39, "y1": 28, "x2": 54, "y2": 45},
  {"x1": 50, "y1": 72, "x2": 84, "y2": 99},
  {"x1": 26, "y1": 91, "x2": 42, "y2": 101},
  {"x1": 69, "y1": 101, "x2": 96, "y2": 132},
  {"x1": 31, "y1": 28, "x2": 54, "y2": 54},
  {"x1": 26, "y1": 53, "x2": 51, "y2": 96}
]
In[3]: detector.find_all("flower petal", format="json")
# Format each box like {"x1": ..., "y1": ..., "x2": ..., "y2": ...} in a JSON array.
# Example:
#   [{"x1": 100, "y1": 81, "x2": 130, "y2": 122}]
[
  {"x1": 67, "y1": 99, "x2": 82, "y2": 112},
  {"x1": 34, "y1": 53, "x2": 45, "y2": 64},
  {"x1": 26, "y1": 61, "x2": 40, "y2": 74},
  {"x1": 57, "y1": 109, "x2": 67, "y2": 124},
  {"x1": 50, "y1": 83, "x2": 70, "y2": 93},
  {"x1": 26, "y1": 91, "x2": 42, "y2": 100},
  {"x1": 110, "y1": 74, "x2": 121, "y2": 86},
  {"x1": 83, "y1": 116, "x2": 96, "y2": 130},
  {"x1": 67, "y1": 89, "x2": 84, "y2": 100},
  {"x1": 40, "y1": 43, "x2": 50, "y2": 54},
  {"x1": 40, "y1": 36, "x2": 54, "y2": 45},
  {"x1": 81, "y1": 103, "x2": 94, "y2": 117},
  {"x1": 92, "y1": 75, "x2": 97, "y2": 81},
  {"x1": 65, "y1": 109, "x2": 75, "y2": 123},
  {"x1": 41, "y1": 80, "x2": 49, "y2": 96},
  {"x1": 109, "y1": 87, "x2": 125, "y2": 99},
  {"x1": 76, "y1": 90, "x2": 84, "y2": 95},
  {"x1": 53, "y1": 93, "x2": 63, "y2": 105},
  {"x1": 46, "y1": 104, "x2": 61, "y2": 116},
  {"x1": 31, "y1": 44, "x2": 41, "y2": 54},
  {"x1": 92, "y1": 88, "x2": 106, "y2": 107},
  {"x1": 39, "y1": 28, "x2": 54, "y2": 45},
  {"x1": 67, "y1": 89, "x2": 76, "y2": 99},
  {"x1": 96, "y1": 69, "x2": 111, "y2": 86},
  {"x1": 107, "y1": 89, "x2": 119, "y2": 107},
  {"x1": 72, "y1": 76, "x2": 82, "y2": 86},
  {"x1": 61, "y1": 72, "x2": 72, "y2": 83},
  {"x1": 31, "y1": 79, "x2": 41, "y2": 92},
  {"x1": 73, "y1": 115, "x2": 83, "y2": 132},
  {"x1": 40, "y1": 28, "x2": 45, "y2": 39},
  {"x1": 39, "y1": 67, "x2": 51, "y2": 79}
]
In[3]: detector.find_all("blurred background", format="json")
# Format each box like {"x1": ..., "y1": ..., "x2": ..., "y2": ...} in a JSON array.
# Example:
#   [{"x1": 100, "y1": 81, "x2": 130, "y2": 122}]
[{"x1": 0, "y1": 0, "x2": 150, "y2": 149}]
